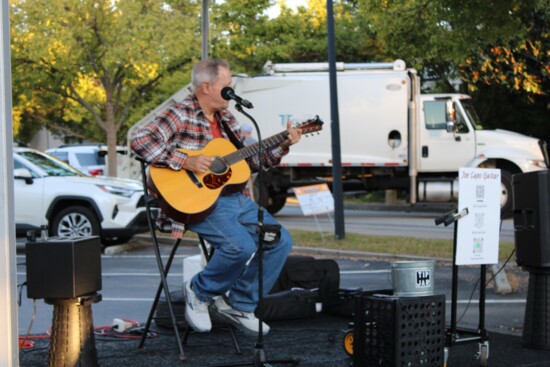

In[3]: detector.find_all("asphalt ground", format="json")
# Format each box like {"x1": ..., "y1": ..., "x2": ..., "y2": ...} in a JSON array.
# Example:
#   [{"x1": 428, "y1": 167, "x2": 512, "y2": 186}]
[
  {"x1": 17, "y1": 314, "x2": 550, "y2": 367},
  {"x1": 14, "y1": 203, "x2": 548, "y2": 366},
  {"x1": 15, "y1": 235, "x2": 550, "y2": 367}
]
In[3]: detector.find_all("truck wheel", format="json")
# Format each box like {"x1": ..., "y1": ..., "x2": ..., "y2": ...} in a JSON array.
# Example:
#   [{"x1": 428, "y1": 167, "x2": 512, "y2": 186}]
[
  {"x1": 51, "y1": 206, "x2": 100, "y2": 239},
  {"x1": 500, "y1": 170, "x2": 513, "y2": 219}
]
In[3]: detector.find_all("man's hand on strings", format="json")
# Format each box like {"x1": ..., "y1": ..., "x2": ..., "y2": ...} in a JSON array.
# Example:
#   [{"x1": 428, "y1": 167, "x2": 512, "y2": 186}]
[{"x1": 184, "y1": 154, "x2": 215, "y2": 174}]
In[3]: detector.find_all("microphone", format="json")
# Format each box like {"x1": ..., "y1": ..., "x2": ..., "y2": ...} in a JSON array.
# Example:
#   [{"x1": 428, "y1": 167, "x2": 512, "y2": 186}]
[{"x1": 221, "y1": 87, "x2": 254, "y2": 109}]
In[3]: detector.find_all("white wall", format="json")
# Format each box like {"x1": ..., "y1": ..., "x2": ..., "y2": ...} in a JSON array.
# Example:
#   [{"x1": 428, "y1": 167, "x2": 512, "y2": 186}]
[{"x1": 29, "y1": 127, "x2": 64, "y2": 151}]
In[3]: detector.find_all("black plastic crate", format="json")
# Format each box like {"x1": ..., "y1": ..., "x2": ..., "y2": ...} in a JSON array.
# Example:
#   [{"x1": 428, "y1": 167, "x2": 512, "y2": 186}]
[{"x1": 353, "y1": 291, "x2": 445, "y2": 367}]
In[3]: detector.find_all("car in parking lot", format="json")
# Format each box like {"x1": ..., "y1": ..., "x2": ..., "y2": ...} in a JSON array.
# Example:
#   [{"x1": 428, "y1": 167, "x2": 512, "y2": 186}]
[
  {"x1": 45, "y1": 144, "x2": 128, "y2": 176},
  {"x1": 13, "y1": 147, "x2": 154, "y2": 245}
]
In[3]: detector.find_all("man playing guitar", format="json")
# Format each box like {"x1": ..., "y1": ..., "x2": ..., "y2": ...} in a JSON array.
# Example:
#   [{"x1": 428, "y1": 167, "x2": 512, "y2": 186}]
[{"x1": 131, "y1": 59, "x2": 302, "y2": 336}]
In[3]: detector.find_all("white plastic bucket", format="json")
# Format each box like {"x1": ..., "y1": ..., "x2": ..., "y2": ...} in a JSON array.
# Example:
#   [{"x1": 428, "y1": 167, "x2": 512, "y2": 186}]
[{"x1": 391, "y1": 260, "x2": 435, "y2": 296}]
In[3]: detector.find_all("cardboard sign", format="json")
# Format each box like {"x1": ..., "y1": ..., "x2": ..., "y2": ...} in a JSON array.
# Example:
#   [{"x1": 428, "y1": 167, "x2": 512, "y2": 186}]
[
  {"x1": 293, "y1": 184, "x2": 334, "y2": 216},
  {"x1": 456, "y1": 168, "x2": 501, "y2": 265}
]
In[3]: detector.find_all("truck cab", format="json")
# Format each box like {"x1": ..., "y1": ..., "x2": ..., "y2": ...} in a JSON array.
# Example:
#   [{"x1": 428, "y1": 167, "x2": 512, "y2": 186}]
[{"x1": 416, "y1": 93, "x2": 548, "y2": 216}]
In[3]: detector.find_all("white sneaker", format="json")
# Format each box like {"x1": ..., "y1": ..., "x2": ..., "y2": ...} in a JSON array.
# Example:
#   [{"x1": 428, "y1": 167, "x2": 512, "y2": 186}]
[
  {"x1": 212, "y1": 296, "x2": 270, "y2": 336},
  {"x1": 183, "y1": 280, "x2": 211, "y2": 332}
]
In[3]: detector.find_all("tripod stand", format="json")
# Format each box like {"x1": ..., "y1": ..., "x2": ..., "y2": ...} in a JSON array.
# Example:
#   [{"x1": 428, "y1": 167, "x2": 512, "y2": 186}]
[
  {"x1": 435, "y1": 207, "x2": 490, "y2": 366},
  {"x1": 206, "y1": 104, "x2": 298, "y2": 367}
]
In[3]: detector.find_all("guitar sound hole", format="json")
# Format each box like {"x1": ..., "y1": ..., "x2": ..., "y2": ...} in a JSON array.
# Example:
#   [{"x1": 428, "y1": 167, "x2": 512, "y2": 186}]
[
  {"x1": 203, "y1": 168, "x2": 232, "y2": 189},
  {"x1": 210, "y1": 157, "x2": 228, "y2": 175}
]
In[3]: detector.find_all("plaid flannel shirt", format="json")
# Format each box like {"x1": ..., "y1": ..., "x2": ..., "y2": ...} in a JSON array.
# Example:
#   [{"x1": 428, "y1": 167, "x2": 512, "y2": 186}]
[{"x1": 131, "y1": 93, "x2": 288, "y2": 238}]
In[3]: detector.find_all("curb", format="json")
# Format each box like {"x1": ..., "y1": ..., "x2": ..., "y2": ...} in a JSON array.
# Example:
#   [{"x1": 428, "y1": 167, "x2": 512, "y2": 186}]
[{"x1": 128, "y1": 234, "x2": 513, "y2": 294}]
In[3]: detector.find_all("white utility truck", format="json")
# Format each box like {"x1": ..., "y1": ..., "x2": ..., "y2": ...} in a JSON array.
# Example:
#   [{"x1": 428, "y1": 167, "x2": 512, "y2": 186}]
[{"x1": 126, "y1": 60, "x2": 548, "y2": 217}]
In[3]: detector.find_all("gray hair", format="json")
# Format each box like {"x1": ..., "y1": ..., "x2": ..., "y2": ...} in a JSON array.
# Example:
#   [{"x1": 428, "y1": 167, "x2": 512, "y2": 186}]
[{"x1": 191, "y1": 59, "x2": 230, "y2": 90}]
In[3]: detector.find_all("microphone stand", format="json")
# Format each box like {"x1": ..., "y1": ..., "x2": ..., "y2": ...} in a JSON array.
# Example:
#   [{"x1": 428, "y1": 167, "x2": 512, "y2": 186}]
[{"x1": 207, "y1": 104, "x2": 298, "y2": 367}]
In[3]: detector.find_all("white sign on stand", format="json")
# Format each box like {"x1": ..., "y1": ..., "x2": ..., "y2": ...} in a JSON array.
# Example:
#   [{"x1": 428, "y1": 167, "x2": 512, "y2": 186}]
[
  {"x1": 293, "y1": 184, "x2": 334, "y2": 240},
  {"x1": 456, "y1": 168, "x2": 501, "y2": 265},
  {"x1": 293, "y1": 184, "x2": 334, "y2": 216}
]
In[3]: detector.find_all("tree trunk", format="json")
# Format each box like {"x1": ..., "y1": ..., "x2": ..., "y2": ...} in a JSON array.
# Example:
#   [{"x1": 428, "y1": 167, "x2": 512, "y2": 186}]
[{"x1": 105, "y1": 98, "x2": 118, "y2": 177}]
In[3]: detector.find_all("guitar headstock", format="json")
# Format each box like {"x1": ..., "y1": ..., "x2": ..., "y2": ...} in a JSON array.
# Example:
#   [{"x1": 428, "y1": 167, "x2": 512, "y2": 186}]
[{"x1": 296, "y1": 115, "x2": 324, "y2": 135}]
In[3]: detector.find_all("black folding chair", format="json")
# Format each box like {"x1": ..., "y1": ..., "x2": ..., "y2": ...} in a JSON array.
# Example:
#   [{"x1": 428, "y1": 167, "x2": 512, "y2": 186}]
[{"x1": 135, "y1": 157, "x2": 241, "y2": 361}]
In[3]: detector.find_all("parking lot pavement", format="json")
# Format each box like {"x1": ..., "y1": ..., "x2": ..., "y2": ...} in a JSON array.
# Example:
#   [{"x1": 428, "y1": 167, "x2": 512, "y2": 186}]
[
  {"x1": 16, "y1": 235, "x2": 529, "y2": 335},
  {"x1": 16, "y1": 237, "x2": 550, "y2": 366}
]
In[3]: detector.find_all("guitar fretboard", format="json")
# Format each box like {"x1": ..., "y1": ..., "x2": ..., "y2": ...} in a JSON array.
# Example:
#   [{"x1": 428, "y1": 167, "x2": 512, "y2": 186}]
[{"x1": 224, "y1": 131, "x2": 288, "y2": 165}]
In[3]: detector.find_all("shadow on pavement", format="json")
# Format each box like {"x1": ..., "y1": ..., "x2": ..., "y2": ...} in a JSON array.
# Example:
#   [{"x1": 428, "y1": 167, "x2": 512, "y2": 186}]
[{"x1": 18, "y1": 312, "x2": 550, "y2": 367}]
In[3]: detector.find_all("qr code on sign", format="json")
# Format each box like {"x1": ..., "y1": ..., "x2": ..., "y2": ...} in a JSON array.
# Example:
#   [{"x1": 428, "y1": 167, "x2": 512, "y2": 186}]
[
  {"x1": 475, "y1": 212, "x2": 484, "y2": 229},
  {"x1": 476, "y1": 185, "x2": 485, "y2": 200},
  {"x1": 473, "y1": 238, "x2": 483, "y2": 255}
]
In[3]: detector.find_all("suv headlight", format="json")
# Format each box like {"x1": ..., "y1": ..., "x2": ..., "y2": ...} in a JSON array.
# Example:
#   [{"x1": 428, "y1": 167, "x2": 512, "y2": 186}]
[{"x1": 97, "y1": 184, "x2": 136, "y2": 198}]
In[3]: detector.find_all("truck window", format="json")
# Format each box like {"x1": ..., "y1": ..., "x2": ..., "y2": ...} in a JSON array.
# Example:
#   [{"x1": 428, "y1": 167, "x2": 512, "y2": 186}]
[
  {"x1": 460, "y1": 99, "x2": 484, "y2": 130},
  {"x1": 424, "y1": 101, "x2": 447, "y2": 130},
  {"x1": 453, "y1": 102, "x2": 470, "y2": 133},
  {"x1": 424, "y1": 100, "x2": 470, "y2": 133}
]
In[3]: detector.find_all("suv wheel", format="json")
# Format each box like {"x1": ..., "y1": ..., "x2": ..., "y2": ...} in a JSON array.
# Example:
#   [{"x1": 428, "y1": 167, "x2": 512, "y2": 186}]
[{"x1": 51, "y1": 206, "x2": 100, "y2": 239}]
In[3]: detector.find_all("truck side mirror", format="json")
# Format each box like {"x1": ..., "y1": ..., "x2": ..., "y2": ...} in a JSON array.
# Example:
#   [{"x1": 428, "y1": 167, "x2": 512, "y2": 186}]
[
  {"x1": 446, "y1": 121, "x2": 455, "y2": 133},
  {"x1": 446, "y1": 101, "x2": 456, "y2": 123},
  {"x1": 445, "y1": 101, "x2": 461, "y2": 141},
  {"x1": 446, "y1": 121, "x2": 461, "y2": 141}
]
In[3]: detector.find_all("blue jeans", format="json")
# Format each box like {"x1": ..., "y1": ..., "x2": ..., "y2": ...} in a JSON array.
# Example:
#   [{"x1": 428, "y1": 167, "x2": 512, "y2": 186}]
[{"x1": 187, "y1": 192, "x2": 292, "y2": 312}]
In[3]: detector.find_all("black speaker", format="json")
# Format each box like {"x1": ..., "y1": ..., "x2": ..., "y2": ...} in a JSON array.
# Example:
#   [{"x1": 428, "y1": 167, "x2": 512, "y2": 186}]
[
  {"x1": 26, "y1": 236, "x2": 102, "y2": 299},
  {"x1": 513, "y1": 171, "x2": 550, "y2": 268}
]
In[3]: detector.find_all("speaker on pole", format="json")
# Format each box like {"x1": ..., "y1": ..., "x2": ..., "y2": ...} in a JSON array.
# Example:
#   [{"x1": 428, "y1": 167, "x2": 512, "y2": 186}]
[
  {"x1": 513, "y1": 170, "x2": 550, "y2": 269},
  {"x1": 513, "y1": 170, "x2": 550, "y2": 350}
]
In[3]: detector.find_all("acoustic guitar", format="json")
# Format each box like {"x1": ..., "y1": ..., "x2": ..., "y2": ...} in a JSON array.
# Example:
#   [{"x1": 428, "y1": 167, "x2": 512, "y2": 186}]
[{"x1": 148, "y1": 116, "x2": 324, "y2": 223}]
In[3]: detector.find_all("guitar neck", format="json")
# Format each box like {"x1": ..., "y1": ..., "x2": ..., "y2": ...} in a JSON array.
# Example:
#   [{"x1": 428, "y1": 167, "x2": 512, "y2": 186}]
[{"x1": 224, "y1": 130, "x2": 288, "y2": 165}]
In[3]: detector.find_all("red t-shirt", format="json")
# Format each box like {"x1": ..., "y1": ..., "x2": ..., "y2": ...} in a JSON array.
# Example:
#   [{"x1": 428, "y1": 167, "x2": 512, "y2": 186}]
[{"x1": 208, "y1": 117, "x2": 222, "y2": 138}]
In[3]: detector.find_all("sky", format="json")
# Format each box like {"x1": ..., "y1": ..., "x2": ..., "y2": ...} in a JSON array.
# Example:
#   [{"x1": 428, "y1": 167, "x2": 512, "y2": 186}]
[
  {"x1": 267, "y1": 0, "x2": 309, "y2": 18},
  {"x1": 214, "y1": 0, "x2": 309, "y2": 18}
]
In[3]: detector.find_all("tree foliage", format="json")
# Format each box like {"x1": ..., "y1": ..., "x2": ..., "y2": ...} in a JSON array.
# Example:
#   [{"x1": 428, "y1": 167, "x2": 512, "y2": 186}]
[
  {"x1": 10, "y1": 0, "x2": 201, "y2": 175},
  {"x1": 210, "y1": 0, "x2": 382, "y2": 73},
  {"x1": 10, "y1": 0, "x2": 550, "y2": 174},
  {"x1": 461, "y1": 2, "x2": 549, "y2": 97},
  {"x1": 358, "y1": 0, "x2": 525, "y2": 89},
  {"x1": 356, "y1": 0, "x2": 549, "y2": 140}
]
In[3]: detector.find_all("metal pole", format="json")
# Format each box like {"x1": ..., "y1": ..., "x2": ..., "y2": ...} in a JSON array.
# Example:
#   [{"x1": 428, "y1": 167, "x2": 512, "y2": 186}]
[
  {"x1": 326, "y1": 0, "x2": 345, "y2": 240},
  {"x1": 1, "y1": 0, "x2": 19, "y2": 365},
  {"x1": 201, "y1": 0, "x2": 209, "y2": 60}
]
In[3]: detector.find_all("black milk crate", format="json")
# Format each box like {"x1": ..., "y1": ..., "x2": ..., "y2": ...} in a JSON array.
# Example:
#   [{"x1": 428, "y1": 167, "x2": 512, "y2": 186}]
[{"x1": 352, "y1": 291, "x2": 446, "y2": 367}]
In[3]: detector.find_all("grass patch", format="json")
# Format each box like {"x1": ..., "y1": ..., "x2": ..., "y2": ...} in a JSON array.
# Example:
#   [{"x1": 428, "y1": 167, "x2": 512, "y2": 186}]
[
  {"x1": 288, "y1": 229, "x2": 515, "y2": 261},
  {"x1": 181, "y1": 228, "x2": 515, "y2": 261}
]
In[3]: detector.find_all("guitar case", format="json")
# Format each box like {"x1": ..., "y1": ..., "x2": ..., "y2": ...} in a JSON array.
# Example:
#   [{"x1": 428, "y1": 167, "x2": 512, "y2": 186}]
[{"x1": 257, "y1": 255, "x2": 340, "y2": 321}]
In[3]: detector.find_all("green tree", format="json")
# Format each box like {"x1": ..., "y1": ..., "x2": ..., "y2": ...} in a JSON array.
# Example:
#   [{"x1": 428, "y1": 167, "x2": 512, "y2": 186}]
[
  {"x1": 208, "y1": 0, "x2": 383, "y2": 74},
  {"x1": 208, "y1": 0, "x2": 273, "y2": 72},
  {"x1": 11, "y1": 0, "x2": 201, "y2": 176},
  {"x1": 358, "y1": 0, "x2": 524, "y2": 90},
  {"x1": 460, "y1": 2, "x2": 550, "y2": 141},
  {"x1": 355, "y1": 0, "x2": 549, "y2": 141},
  {"x1": 460, "y1": 2, "x2": 549, "y2": 95}
]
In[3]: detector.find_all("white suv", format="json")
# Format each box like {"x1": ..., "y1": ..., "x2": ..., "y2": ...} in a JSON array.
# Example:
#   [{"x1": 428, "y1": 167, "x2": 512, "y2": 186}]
[
  {"x1": 13, "y1": 147, "x2": 154, "y2": 245},
  {"x1": 45, "y1": 144, "x2": 127, "y2": 176}
]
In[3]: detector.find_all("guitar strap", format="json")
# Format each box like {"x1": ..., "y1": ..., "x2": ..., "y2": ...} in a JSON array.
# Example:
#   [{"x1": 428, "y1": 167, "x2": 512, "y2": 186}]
[{"x1": 220, "y1": 118, "x2": 245, "y2": 150}]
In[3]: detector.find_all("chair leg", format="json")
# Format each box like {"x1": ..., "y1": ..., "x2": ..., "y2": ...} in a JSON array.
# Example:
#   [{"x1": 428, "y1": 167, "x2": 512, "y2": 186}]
[
  {"x1": 138, "y1": 236, "x2": 186, "y2": 361},
  {"x1": 138, "y1": 237, "x2": 181, "y2": 348},
  {"x1": 227, "y1": 325, "x2": 242, "y2": 355}
]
